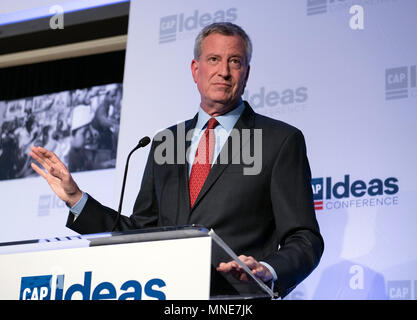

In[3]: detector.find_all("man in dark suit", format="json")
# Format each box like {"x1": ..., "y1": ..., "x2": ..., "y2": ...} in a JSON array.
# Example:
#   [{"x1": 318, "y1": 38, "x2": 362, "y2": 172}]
[{"x1": 30, "y1": 22, "x2": 323, "y2": 298}]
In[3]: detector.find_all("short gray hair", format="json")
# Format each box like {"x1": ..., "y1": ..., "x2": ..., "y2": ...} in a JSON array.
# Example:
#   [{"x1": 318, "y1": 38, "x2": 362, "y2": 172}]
[{"x1": 193, "y1": 22, "x2": 252, "y2": 64}]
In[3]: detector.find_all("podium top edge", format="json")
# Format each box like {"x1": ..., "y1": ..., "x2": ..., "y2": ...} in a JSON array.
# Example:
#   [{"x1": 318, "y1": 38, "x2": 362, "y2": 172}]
[
  {"x1": 0, "y1": 225, "x2": 210, "y2": 254},
  {"x1": 88, "y1": 225, "x2": 210, "y2": 247},
  {"x1": 106, "y1": 225, "x2": 210, "y2": 239}
]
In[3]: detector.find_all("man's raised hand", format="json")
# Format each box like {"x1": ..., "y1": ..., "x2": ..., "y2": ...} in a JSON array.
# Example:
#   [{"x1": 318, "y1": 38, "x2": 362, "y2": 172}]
[{"x1": 29, "y1": 146, "x2": 82, "y2": 207}]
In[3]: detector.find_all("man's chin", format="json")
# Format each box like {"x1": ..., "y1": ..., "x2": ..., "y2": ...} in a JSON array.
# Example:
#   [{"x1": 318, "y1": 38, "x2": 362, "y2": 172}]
[
  {"x1": 210, "y1": 93, "x2": 239, "y2": 105},
  {"x1": 202, "y1": 98, "x2": 241, "y2": 115}
]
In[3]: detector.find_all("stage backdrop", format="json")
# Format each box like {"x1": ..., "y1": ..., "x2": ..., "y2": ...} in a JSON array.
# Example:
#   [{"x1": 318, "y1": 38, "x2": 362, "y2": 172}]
[{"x1": 1, "y1": 0, "x2": 416, "y2": 300}]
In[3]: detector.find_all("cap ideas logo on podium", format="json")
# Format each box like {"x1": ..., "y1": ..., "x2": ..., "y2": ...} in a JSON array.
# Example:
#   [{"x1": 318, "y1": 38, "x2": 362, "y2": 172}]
[
  {"x1": 19, "y1": 272, "x2": 167, "y2": 300},
  {"x1": 159, "y1": 8, "x2": 238, "y2": 44},
  {"x1": 20, "y1": 275, "x2": 54, "y2": 300},
  {"x1": 312, "y1": 174, "x2": 399, "y2": 211}
]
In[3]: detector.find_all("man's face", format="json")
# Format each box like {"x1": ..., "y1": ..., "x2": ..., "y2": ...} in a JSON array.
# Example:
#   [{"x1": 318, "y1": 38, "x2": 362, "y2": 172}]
[
  {"x1": 106, "y1": 89, "x2": 118, "y2": 105},
  {"x1": 71, "y1": 128, "x2": 85, "y2": 149},
  {"x1": 191, "y1": 33, "x2": 250, "y2": 116},
  {"x1": 71, "y1": 126, "x2": 91, "y2": 148}
]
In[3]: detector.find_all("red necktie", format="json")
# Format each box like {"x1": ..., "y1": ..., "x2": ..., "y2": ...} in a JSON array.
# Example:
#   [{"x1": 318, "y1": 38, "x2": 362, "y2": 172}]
[{"x1": 189, "y1": 117, "x2": 219, "y2": 207}]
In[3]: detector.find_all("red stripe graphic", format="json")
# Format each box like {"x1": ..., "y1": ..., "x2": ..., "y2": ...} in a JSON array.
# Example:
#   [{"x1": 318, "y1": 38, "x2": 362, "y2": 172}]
[{"x1": 314, "y1": 201, "x2": 323, "y2": 210}]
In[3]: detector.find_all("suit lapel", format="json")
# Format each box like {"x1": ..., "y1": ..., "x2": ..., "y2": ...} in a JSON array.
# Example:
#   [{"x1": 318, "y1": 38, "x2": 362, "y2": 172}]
[
  {"x1": 176, "y1": 114, "x2": 198, "y2": 225},
  {"x1": 190, "y1": 102, "x2": 256, "y2": 213}
]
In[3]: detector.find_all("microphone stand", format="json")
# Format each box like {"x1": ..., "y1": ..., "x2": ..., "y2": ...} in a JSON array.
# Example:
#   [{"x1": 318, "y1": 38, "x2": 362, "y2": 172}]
[{"x1": 111, "y1": 136, "x2": 150, "y2": 232}]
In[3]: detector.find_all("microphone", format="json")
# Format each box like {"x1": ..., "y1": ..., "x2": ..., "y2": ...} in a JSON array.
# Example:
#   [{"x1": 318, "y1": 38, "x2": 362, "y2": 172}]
[{"x1": 112, "y1": 136, "x2": 151, "y2": 232}]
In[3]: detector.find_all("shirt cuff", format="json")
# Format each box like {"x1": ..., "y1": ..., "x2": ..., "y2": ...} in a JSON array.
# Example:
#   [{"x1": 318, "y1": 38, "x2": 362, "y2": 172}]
[
  {"x1": 259, "y1": 261, "x2": 278, "y2": 282},
  {"x1": 69, "y1": 191, "x2": 88, "y2": 217}
]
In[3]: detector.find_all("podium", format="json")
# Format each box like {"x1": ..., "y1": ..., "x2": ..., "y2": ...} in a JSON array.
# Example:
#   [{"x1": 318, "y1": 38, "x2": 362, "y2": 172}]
[{"x1": 0, "y1": 226, "x2": 275, "y2": 300}]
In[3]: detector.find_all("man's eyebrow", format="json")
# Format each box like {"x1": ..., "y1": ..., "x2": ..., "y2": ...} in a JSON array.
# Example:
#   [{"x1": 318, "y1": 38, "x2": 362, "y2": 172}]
[
  {"x1": 205, "y1": 53, "x2": 220, "y2": 57},
  {"x1": 204, "y1": 53, "x2": 243, "y2": 58},
  {"x1": 229, "y1": 55, "x2": 243, "y2": 59}
]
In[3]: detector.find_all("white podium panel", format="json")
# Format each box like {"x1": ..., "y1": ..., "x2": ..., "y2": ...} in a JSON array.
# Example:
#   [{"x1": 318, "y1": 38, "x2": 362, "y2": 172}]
[{"x1": 0, "y1": 237, "x2": 211, "y2": 300}]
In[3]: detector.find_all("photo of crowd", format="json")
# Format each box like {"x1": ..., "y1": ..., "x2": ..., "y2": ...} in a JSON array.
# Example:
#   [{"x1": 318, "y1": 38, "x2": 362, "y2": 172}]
[{"x1": 0, "y1": 83, "x2": 123, "y2": 181}]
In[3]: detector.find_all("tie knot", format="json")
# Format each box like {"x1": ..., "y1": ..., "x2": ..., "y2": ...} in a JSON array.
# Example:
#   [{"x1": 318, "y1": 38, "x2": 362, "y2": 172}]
[{"x1": 206, "y1": 118, "x2": 219, "y2": 130}]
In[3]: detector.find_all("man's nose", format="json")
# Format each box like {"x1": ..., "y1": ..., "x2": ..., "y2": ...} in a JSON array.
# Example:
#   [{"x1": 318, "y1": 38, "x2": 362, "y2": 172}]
[{"x1": 217, "y1": 60, "x2": 231, "y2": 78}]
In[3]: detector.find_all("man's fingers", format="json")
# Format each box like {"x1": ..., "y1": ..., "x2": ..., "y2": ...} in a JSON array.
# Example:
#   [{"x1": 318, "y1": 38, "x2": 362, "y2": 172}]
[
  {"x1": 30, "y1": 146, "x2": 68, "y2": 180},
  {"x1": 239, "y1": 273, "x2": 249, "y2": 282},
  {"x1": 219, "y1": 255, "x2": 274, "y2": 283},
  {"x1": 31, "y1": 162, "x2": 61, "y2": 185},
  {"x1": 217, "y1": 262, "x2": 249, "y2": 281},
  {"x1": 240, "y1": 256, "x2": 257, "y2": 268},
  {"x1": 253, "y1": 265, "x2": 264, "y2": 277},
  {"x1": 217, "y1": 262, "x2": 228, "y2": 271},
  {"x1": 217, "y1": 261, "x2": 242, "y2": 273},
  {"x1": 218, "y1": 257, "x2": 255, "y2": 273},
  {"x1": 29, "y1": 147, "x2": 52, "y2": 171},
  {"x1": 30, "y1": 152, "x2": 58, "y2": 179},
  {"x1": 31, "y1": 162, "x2": 48, "y2": 179},
  {"x1": 30, "y1": 146, "x2": 60, "y2": 168}
]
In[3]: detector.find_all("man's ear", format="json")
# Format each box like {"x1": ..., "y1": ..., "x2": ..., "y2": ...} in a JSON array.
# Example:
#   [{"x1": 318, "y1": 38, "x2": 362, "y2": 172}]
[{"x1": 191, "y1": 59, "x2": 199, "y2": 83}]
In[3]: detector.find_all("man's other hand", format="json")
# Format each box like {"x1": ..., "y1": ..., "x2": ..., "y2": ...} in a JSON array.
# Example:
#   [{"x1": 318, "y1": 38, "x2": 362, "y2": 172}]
[{"x1": 217, "y1": 255, "x2": 273, "y2": 283}]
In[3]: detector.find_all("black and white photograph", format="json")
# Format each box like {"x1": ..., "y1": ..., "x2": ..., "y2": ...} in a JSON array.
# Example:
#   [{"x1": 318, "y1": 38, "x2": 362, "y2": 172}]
[{"x1": 0, "y1": 83, "x2": 123, "y2": 181}]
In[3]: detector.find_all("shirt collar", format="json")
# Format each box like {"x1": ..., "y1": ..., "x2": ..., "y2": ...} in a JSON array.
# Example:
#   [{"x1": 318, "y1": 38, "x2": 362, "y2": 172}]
[{"x1": 195, "y1": 99, "x2": 245, "y2": 131}]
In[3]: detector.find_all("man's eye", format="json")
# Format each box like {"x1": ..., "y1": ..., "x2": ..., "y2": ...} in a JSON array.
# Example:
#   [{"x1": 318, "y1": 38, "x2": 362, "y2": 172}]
[
  {"x1": 230, "y1": 59, "x2": 242, "y2": 68},
  {"x1": 208, "y1": 57, "x2": 218, "y2": 62}
]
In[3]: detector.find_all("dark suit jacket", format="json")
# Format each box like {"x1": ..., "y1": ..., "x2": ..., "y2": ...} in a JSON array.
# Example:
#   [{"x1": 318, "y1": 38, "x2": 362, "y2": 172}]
[{"x1": 67, "y1": 102, "x2": 324, "y2": 298}]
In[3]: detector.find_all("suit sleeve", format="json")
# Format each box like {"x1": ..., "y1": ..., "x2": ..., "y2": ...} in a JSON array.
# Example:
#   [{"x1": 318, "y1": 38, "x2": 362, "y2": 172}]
[
  {"x1": 263, "y1": 129, "x2": 324, "y2": 298},
  {"x1": 66, "y1": 140, "x2": 159, "y2": 234}
]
